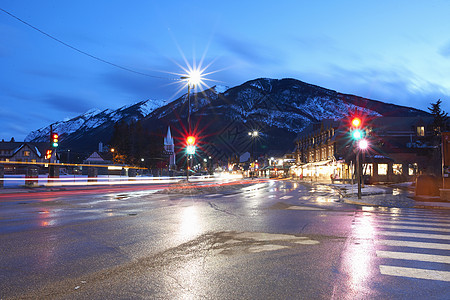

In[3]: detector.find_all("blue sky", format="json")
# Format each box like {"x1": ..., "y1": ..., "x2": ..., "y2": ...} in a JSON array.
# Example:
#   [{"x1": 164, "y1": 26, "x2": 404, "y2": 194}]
[{"x1": 1, "y1": 0, "x2": 450, "y2": 140}]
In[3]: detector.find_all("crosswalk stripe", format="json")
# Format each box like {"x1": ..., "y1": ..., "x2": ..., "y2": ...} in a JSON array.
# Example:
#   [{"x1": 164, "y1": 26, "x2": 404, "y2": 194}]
[
  {"x1": 376, "y1": 231, "x2": 450, "y2": 240},
  {"x1": 362, "y1": 214, "x2": 450, "y2": 222},
  {"x1": 280, "y1": 196, "x2": 293, "y2": 200},
  {"x1": 379, "y1": 265, "x2": 450, "y2": 281},
  {"x1": 377, "y1": 239, "x2": 450, "y2": 250},
  {"x1": 375, "y1": 224, "x2": 450, "y2": 232},
  {"x1": 377, "y1": 220, "x2": 450, "y2": 227},
  {"x1": 376, "y1": 250, "x2": 450, "y2": 264}
]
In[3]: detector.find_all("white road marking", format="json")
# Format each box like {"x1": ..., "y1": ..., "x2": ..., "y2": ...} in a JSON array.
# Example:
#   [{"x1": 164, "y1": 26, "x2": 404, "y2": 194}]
[
  {"x1": 379, "y1": 265, "x2": 450, "y2": 281},
  {"x1": 376, "y1": 231, "x2": 450, "y2": 240},
  {"x1": 378, "y1": 220, "x2": 450, "y2": 227},
  {"x1": 377, "y1": 239, "x2": 450, "y2": 250},
  {"x1": 376, "y1": 215, "x2": 450, "y2": 222},
  {"x1": 204, "y1": 194, "x2": 223, "y2": 197},
  {"x1": 280, "y1": 195, "x2": 293, "y2": 199},
  {"x1": 375, "y1": 224, "x2": 450, "y2": 232},
  {"x1": 376, "y1": 250, "x2": 450, "y2": 264}
]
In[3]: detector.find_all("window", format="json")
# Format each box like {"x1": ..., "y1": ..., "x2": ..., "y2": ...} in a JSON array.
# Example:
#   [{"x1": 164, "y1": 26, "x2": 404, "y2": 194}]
[
  {"x1": 417, "y1": 126, "x2": 425, "y2": 136},
  {"x1": 378, "y1": 163, "x2": 388, "y2": 175},
  {"x1": 24, "y1": 151, "x2": 30, "y2": 157},
  {"x1": 363, "y1": 163, "x2": 373, "y2": 176},
  {"x1": 393, "y1": 164, "x2": 402, "y2": 175},
  {"x1": 409, "y1": 163, "x2": 418, "y2": 176}
]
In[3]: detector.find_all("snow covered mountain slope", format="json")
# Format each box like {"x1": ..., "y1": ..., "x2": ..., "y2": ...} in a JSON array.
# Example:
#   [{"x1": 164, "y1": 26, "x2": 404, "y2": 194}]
[{"x1": 25, "y1": 99, "x2": 166, "y2": 147}]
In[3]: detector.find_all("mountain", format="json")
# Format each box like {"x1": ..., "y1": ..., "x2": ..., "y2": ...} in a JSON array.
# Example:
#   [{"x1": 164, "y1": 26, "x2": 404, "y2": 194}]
[
  {"x1": 25, "y1": 99, "x2": 167, "y2": 152},
  {"x1": 142, "y1": 78, "x2": 429, "y2": 161},
  {"x1": 26, "y1": 78, "x2": 429, "y2": 160}
]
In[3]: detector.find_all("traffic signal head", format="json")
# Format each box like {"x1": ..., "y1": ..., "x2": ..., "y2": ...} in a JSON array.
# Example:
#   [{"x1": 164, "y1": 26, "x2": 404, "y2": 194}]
[
  {"x1": 350, "y1": 116, "x2": 364, "y2": 140},
  {"x1": 45, "y1": 149, "x2": 52, "y2": 159},
  {"x1": 352, "y1": 129, "x2": 363, "y2": 140},
  {"x1": 186, "y1": 145, "x2": 196, "y2": 155},
  {"x1": 351, "y1": 117, "x2": 361, "y2": 128},
  {"x1": 52, "y1": 133, "x2": 59, "y2": 147},
  {"x1": 358, "y1": 139, "x2": 369, "y2": 150},
  {"x1": 186, "y1": 135, "x2": 196, "y2": 146}
]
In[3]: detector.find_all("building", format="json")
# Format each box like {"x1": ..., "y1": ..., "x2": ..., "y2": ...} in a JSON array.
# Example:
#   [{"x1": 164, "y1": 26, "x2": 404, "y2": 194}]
[
  {"x1": 0, "y1": 139, "x2": 50, "y2": 174},
  {"x1": 292, "y1": 116, "x2": 437, "y2": 183},
  {"x1": 164, "y1": 126, "x2": 176, "y2": 170}
]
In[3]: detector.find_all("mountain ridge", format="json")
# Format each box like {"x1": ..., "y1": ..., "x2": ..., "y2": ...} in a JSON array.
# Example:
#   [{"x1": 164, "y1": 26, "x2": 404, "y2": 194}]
[{"x1": 25, "y1": 78, "x2": 429, "y2": 158}]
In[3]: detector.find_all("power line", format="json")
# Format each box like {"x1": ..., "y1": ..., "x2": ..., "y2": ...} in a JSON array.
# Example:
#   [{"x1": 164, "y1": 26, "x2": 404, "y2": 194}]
[{"x1": 0, "y1": 7, "x2": 180, "y2": 81}]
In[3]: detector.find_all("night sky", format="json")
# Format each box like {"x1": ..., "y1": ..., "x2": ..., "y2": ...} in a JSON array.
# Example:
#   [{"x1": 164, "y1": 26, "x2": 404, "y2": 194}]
[{"x1": 1, "y1": 1, "x2": 450, "y2": 140}]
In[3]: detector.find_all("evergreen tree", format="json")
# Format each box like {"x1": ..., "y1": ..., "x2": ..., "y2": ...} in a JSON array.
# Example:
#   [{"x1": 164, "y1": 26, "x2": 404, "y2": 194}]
[{"x1": 428, "y1": 99, "x2": 449, "y2": 134}]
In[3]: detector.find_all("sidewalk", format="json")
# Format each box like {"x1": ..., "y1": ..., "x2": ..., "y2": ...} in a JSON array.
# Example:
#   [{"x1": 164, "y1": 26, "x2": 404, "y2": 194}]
[{"x1": 310, "y1": 180, "x2": 450, "y2": 210}]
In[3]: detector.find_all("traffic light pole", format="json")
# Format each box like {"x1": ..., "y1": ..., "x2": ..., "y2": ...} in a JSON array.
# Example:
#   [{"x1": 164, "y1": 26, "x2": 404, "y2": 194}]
[
  {"x1": 186, "y1": 155, "x2": 190, "y2": 182},
  {"x1": 356, "y1": 151, "x2": 361, "y2": 199}
]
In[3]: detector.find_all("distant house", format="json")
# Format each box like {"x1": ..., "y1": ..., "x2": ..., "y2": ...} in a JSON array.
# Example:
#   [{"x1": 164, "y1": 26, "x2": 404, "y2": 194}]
[
  {"x1": 82, "y1": 150, "x2": 116, "y2": 176},
  {"x1": 0, "y1": 139, "x2": 50, "y2": 174},
  {"x1": 293, "y1": 116, "x2": 437, "y2": 183},
  {"x1": 84, "y1": 151, "x2": 113, "y2": 164}
]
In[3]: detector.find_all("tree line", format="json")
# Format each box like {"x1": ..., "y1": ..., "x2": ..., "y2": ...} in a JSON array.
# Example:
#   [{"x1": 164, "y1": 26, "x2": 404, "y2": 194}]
[{"x1": 109, "y1": 120, "x2": 165, "y2": 168}]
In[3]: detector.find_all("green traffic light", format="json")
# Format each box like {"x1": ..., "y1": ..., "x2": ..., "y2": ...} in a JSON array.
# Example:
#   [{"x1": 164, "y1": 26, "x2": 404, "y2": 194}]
[
  {"x1": 352, "y1": 129, "x2": 363, "y2": 140},
  {"x1": 52, "y1": 142, "x2": 58, "y2": 147}
]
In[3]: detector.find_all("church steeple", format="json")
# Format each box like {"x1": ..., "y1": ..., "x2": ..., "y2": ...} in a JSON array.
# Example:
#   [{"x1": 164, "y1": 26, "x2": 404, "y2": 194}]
[
  {"x1": 164, "y1": 126, "x2": 173, "y2": 145},
  {"x1": 164, "y1": 126, "x2": 176, "y2": 170}
]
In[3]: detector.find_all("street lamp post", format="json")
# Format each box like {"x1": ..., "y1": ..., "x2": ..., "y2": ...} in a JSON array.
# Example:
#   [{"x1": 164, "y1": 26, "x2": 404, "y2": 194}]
[
  {"x1": 181, "y1": 71, "x2": 202, "y2": 182},
  {"x1": 248, "y1": 130, "x2": 258, "y2": 179}
]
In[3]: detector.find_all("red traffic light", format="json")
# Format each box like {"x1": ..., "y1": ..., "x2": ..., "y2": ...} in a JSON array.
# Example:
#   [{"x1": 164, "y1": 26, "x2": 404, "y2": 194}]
[
  {"x1": 186, "y1": 135, "x2": 196, "y2": 146},
  {"x1": 45, "y1": 149, "x2": 52, "y2": 159},
  {"x1": 351, "y1": 117, "x2": 362, "y2": 127}
]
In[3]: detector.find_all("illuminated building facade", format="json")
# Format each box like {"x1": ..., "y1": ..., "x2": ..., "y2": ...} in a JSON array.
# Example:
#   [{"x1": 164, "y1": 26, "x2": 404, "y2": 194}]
[
  {"x1": 293, "y1": 116, "x2": 438, "y2": 183},
  {"x1": 0, "y1": 139, "x2": 48, "y2": 174}
]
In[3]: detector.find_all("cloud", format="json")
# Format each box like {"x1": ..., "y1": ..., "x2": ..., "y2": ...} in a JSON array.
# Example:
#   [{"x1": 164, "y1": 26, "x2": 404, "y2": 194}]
[
  {"x1": 315, "y1": 64, "x2": 450, "y2": 113},
  {"x1": 439, "y1": 40, "x2": 450, "y2": 58},
  {"x1": 40, "y1": 93, "x2": 93, "y2": 114},
  {"x1": 217, "y1": 34, "x2": 282, "y2": 66},
  {"x1": 101, "y1": 68, "x2": 183, "y2": 101},
  {"x1": 24, "y1": 68, "x2": 77, "y2": 80}
]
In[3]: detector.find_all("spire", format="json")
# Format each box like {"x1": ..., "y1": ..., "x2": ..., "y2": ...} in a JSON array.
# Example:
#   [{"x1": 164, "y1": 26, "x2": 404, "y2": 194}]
[{"x1": 165, "y1": 126, "x2": 173, "y2": 145}]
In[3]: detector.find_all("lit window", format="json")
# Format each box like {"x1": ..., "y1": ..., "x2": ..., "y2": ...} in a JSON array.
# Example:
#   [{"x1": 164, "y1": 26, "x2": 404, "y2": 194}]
[
  {"x1": 393, "y1": 164, "x2": 402, "y2": 175},
  {"x1": 378, "y1": 164, "x2": 388, "y2": 175},
  {"x1": 363, "y1": 163, "x2": 373, "y2": 176},
  {"x1": 417, "y1": 126, "x2": 425, "y2": 136},
  {"x1": 24, "y1": 151, "x2": 30, "y2": 157},
  {"x1": 409, "y1": 163, "x2": 418, "y2": 175}
]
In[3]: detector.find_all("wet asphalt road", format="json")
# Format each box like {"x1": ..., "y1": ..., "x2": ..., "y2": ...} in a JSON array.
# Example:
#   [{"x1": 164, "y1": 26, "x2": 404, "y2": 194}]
[{"x1": 0, "y1": 180, "x2": 449, "y2": 299}]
